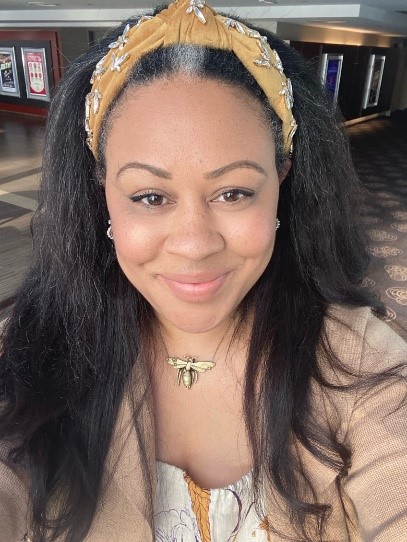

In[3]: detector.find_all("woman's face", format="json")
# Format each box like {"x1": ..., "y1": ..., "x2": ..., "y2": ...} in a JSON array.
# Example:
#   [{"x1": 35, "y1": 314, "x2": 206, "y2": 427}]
[{"x1": 104, "y1": 75, "x2": 281, "y2": 334}]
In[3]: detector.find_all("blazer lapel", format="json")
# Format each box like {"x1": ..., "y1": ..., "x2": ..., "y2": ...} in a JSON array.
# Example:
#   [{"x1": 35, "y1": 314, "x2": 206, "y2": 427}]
[{"x1": 86, "y1": 387, "x2": 157, "y2": 541}]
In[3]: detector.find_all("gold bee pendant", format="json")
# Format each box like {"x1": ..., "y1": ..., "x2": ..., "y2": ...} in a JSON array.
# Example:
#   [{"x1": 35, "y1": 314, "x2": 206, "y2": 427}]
[{"x1": 166, "y1": 356, "x2": 216, "y2": 389}]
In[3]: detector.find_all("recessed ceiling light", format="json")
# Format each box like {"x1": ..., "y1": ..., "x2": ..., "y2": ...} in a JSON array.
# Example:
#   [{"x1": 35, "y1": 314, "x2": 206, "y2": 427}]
[
  {"x1": 258, "y1": 0, "x2": 279, "y2": 4},
  {"x1": 27, "y1": 1, "x2": 60, "y2": 6}
]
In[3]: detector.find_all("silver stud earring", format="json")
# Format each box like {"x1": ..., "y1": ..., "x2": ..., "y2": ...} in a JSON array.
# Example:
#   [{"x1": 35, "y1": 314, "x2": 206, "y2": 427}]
[
  {"x1": 107, "y1": 219, "x2": 113, "y2": 240},
  {"x1": 276, "y1": 218, "x2": 281, "y2": 230}
]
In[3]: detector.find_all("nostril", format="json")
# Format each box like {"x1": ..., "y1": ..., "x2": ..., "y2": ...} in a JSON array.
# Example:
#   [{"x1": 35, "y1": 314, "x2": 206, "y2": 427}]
[{"x1": 164, "y1": 224, "x2": 225, "y2": 259}]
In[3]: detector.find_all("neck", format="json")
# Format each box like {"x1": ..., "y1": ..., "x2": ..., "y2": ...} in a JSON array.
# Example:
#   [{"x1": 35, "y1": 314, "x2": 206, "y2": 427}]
[{"x1": 158, "y1": 317, "x2": 236, "y2": 361}]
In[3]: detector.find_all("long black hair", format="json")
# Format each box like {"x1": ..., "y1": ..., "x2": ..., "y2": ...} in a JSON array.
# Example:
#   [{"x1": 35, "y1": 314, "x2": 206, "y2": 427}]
[{"x1": 0, "y1": 5, "x2": 398, "y2": 541}]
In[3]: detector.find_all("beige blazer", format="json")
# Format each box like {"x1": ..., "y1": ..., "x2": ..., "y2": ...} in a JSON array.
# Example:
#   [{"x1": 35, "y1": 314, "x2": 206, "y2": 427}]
[{"x1": 1, "y1": 306, "x2": 406, "y2": 542}]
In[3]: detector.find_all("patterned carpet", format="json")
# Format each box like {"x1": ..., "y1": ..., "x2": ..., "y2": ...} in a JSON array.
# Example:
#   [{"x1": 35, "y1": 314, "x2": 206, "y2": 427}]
[{"x1": 348, "y1": 111, "x2": 407, "y2": 341}]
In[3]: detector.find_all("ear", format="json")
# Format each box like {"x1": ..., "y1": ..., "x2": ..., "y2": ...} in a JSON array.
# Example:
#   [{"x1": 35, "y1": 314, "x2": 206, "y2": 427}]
[{"x1": 278, "y1": 158, "x2": 292, "y2": 185}]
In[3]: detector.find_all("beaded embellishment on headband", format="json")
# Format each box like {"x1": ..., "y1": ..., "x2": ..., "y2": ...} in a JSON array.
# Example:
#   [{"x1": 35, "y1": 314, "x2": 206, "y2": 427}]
[{"x1": 85, "y1": 0, "x2": 297, "y2": 158}]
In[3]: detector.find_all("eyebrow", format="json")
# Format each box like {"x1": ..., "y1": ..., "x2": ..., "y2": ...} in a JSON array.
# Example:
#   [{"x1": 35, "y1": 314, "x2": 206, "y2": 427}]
[
  {"x1": 205, "y1": 160, "x2": 267, "y2": 179},
  {"x1": 116, "y1": 159, "x2": 267, "y2": 180},
  {"x1": 117, "y1": 162, "x2": 171, "y2": 179}
]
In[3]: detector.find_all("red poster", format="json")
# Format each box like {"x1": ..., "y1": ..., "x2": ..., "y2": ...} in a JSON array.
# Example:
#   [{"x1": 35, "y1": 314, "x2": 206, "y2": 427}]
[{"x1": 24, "y1": 50, "x2": 47, "y2": 97}]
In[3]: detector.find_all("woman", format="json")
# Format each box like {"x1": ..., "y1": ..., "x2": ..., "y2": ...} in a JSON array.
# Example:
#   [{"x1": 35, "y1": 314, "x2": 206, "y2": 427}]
[{"x1": 0, "y1": 1, "x2": 406, "y2": 541}]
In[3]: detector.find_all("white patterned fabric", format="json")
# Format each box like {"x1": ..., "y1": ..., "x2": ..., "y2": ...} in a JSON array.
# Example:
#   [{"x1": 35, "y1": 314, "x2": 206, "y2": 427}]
[{"x1": 155, "y1": 461, "x2": 270, "y2": 541}]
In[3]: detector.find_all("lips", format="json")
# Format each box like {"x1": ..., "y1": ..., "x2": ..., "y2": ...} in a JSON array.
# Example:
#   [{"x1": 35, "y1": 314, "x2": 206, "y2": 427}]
[{"x1": 158, "y1": 271, "x2": 231, "y2": 302}]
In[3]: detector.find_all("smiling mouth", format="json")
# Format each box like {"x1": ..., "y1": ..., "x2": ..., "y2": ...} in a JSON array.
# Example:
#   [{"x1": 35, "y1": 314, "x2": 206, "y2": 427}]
[{"x1": 158, "y1": 271, "x2": 231, "y2": 302}]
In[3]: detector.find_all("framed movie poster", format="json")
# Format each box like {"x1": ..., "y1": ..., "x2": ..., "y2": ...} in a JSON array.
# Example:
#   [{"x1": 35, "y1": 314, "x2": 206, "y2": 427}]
[
  {"x1": 362, "y1": 54, "x2": 386, "y2": 109},
  {"x1": 0, "y1": 47, "x2": 20, "y2": 97},
  {"x1": 320, "y1": 53, "x2": 343, "y2": 102},
  {"x1": 22, "y1": 47, "x2": 50, "y2": 101}
]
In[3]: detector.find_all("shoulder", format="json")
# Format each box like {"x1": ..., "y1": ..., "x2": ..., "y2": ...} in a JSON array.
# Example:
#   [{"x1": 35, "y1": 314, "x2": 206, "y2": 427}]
[
  {"x1": 323, "y1": 304, "x2": 406, "y2": 374},
  {"x1": 312, "y1": 304, "x2": 406, "y2": 446},
  {"x1": 0, "y1": 439, "x2": 30, "y2": 540},
  {"x1": 325, "y1": 308, "x2": 407, "y2": 540}
]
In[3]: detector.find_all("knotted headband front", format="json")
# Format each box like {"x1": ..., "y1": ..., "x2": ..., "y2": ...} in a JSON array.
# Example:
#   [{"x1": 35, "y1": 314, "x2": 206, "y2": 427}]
[{"x1": 85, "y1": 0, "x2": 297, "y2": 158}]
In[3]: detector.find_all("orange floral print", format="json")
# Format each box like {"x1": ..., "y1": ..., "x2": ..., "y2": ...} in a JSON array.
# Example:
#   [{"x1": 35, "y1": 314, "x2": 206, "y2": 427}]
[
  {"x1": 258, "y1": 519, "x2": 269, "y2": 531},
  {"x1": 259, "y1": 518, "x2": 272, "y2": 538},
  {"x1": 184, "y1": 473, "x2": 212, "y2": 542}
]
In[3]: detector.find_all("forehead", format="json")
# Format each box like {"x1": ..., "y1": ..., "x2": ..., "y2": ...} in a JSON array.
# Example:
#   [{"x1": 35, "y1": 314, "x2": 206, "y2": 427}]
[{"x1": 104, "y1": 75, "x2": 276, "y2": 170}]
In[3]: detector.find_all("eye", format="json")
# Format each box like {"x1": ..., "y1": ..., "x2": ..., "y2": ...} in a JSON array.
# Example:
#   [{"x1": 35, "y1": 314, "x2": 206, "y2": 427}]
[
  {"x1": 130, "y1": 192, "x2": 168, "y2": 206},
  {"x1": 214, "y1": 188, "x2": 254, "y2": 203}
]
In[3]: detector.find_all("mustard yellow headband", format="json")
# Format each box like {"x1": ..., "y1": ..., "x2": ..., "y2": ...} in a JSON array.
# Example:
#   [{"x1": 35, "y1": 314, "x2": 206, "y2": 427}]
[{"x1": 85, "y1": 0, "x2": 297, "y2": 158}]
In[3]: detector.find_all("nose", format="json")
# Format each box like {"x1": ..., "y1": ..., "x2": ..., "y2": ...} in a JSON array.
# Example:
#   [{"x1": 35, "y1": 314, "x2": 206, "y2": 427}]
[{"x1": 164, "y1": 199, "x2": 225, "y2": 261}]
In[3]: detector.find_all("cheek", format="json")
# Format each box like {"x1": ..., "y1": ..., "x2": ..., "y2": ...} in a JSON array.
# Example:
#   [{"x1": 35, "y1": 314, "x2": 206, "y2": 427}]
[
  {"x1": 114, "y1": 219, "x2": 164, "y2": 267},
  {"x1": 227, "y1": 207, "x2": 277, "y2": 259},
  {"x1": 105, "y1": 180, "x2": 163, "y2": 267}
]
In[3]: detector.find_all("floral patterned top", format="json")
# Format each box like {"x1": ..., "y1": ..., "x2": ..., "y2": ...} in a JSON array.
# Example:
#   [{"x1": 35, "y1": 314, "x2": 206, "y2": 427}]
[{"x1": 155, "y1": 461, "x2": 270, "y2": 541}]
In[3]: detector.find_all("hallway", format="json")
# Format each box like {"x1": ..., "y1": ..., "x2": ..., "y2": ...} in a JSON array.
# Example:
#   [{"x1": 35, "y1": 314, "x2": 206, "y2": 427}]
[
  {"x1": 348, "y1": 112, "x2": 407, "y2": 338},
  {"x1": 0, "y1": 111, "x2": 406, "y2": 339},
  {"x1": 0, "y1": 112, "x2": 44, "y2": 316}
]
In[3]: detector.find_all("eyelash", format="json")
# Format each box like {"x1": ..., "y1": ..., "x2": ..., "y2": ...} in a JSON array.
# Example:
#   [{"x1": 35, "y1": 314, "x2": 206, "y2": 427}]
[
  {"x1": 130, "y1": 191, "x2": 169, "y2": 206},
  {"x1": 130, "y1": 188, "x2": 255, "y2": 207},
  {"x1": 215, "y1": 188, "x2": 254, "y2": 203}
]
